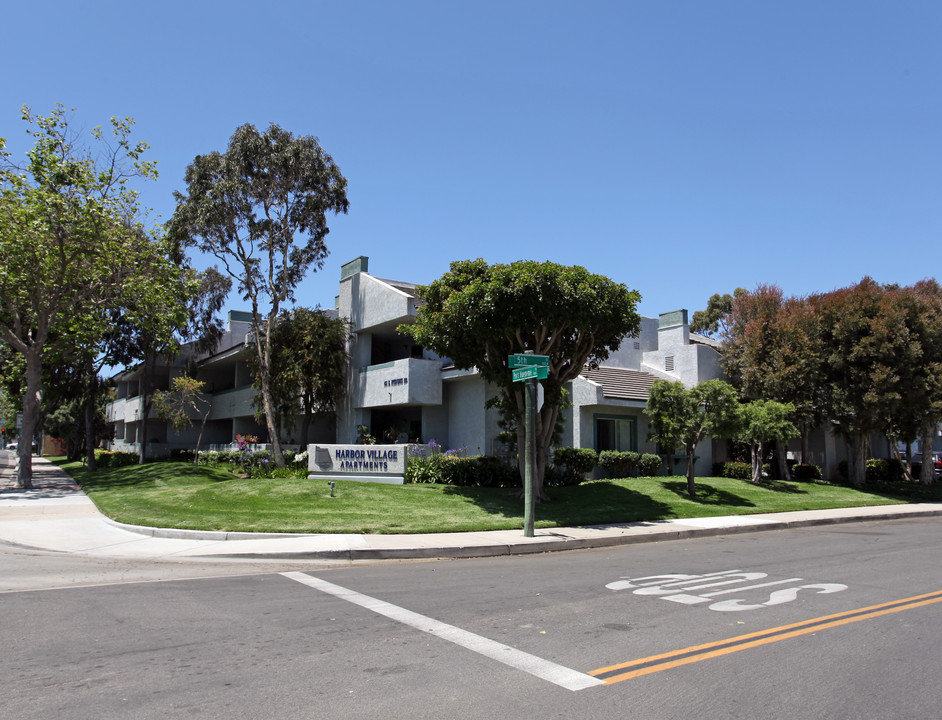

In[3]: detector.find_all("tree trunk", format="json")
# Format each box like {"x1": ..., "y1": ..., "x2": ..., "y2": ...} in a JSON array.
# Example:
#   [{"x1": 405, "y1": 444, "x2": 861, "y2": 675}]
[
  {"x1": 138, "y1": 357, "x2": 155, "y2": 465},
  {"x1": 776, "y1": 441, "x2": 791, "y2": 481},
  {"x1": 920, "y1": 421, "x2": 936, "y2": 485},
  {"x1": 258, "y1": 367, "x2": 285, "y2": 467},
  {"x1": 800, "y1": 423, "x2": 810, "y2": 465},
  {"x1": 194, "y1": 405, "x2": 211, "y2": 462},
  {"x1": 751, "y1": 442, "x2": 763, "y2": 483},
  {"x1": 17, "y1": 348, "x2": 43, "y2": 489},
  {"x1": 890, "y1": 440, "x2": 913, "y2": 483},
  {"x1": 686, "y1": 444, "x2": 697, "y2": 497},
  {"x1": 84, "y1": 358, "x2": 98, "y2": 471},
  {"x1": 847, "y1": 434, "x2": 867, "y2": 485}
]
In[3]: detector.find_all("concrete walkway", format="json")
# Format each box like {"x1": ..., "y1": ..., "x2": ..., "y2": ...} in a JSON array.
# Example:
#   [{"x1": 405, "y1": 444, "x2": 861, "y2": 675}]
[{"x1": 2, "y1": 454, "x2": 941, "y2": 561}]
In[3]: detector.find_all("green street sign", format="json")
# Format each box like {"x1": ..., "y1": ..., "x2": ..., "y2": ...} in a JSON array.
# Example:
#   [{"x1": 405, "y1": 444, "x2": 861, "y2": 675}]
[
  {"x1": 512, "y1": 365, "x2": 548, "y2": 382},
  {"x1": 508, "y1": 354, "x2": 550, "y2": 369}
]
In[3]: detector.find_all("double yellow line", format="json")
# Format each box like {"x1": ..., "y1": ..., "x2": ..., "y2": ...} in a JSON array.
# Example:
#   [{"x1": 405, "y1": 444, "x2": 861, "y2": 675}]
[{"x1": 590, "y1": 589, "x2": 942, "y2": 685}]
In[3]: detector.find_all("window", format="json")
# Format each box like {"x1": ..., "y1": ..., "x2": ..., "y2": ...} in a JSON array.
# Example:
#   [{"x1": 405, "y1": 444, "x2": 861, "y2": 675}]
[
  {"x1": 665, "y1": 355, "x2": 675, "y2": 372},
  {"x1": 596, "y1": 416, "x2": 637, "y2": 452}
]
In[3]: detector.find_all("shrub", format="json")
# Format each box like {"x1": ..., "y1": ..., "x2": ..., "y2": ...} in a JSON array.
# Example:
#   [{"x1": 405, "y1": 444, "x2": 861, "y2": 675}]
[
  {"x1": 406, "y1": 453, "x2": 520, "y2": 487},
  {"x1": 243, "y1": 450, "x2": 272, "y2": 469},
  {"x1": 264, "y1": 466, "x2": 308, "y2": 480},
  {"x1": 714, "y1": 461, "x2": 752, "y2": 480},
  {"x1": 197, "y1": 450, "x2": 218, "y2": 465},
  {"x1": 544, "y1": 463, "x2": 576, "y2": 487},
  {"x1": 94, "y1": 450, "x2": 137, "y2": 468},
  {"x1": 217, "y1": 450, "x2": 242, "y2": 466},
  {"x1": 866, "y1": 458, "x2": 904, "y2": 483},
  {"x1": 866, "y1": 458, "x2": 888, "y2": 482},
  {"x1": 792, "y1": 463, "x2": 822, "y2": 481},
  {"x1": 470, "y1": 455, "x2": 520, "y2": 488},
  {"x1": 598, "y1": 450, "x2": 640, "y2": 479},
  {"x1": 167, "y1": 448, "x2": 196, "y2": 462},
  {"x1": 553, "y1": 447, "x2": 597, "y2": 474},
  {"x1": 406, "y1": 453, "x2": 446, "y2": 483},
  {"x1": 439, "y1": 455, "x2": 478, "y2": 486},
  {"x1": 638, "y1": 453, "x2": 663, "y2": 476},
  {"x1": 551, "y1": 447, "x2": 597, "y2": 486}
]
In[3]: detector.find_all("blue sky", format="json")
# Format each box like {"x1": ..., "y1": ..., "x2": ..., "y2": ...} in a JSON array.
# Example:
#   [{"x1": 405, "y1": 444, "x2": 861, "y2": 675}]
[{"x1": 4, "y1": 1, "x2": 940, "y2": 320}]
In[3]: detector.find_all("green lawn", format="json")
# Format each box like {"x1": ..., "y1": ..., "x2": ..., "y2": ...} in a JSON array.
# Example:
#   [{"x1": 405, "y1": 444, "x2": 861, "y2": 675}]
[{"x1": 54, "y1": 458, "x2": 938, "y2": 534}]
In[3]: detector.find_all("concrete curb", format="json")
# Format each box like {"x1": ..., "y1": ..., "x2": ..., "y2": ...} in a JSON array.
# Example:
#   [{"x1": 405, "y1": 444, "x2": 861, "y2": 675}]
[
  {"x1": 164, "y1": 506, "x2": 942, "y2": 561},
  {"x1": 101, "y1": 516, "x2": 321, "y2": 541}
]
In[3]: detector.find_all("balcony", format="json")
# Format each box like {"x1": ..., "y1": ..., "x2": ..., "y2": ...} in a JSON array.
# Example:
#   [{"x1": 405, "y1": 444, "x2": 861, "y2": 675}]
[{"x1": 353, "y1": 358, "x2": 442, "y2": 408}]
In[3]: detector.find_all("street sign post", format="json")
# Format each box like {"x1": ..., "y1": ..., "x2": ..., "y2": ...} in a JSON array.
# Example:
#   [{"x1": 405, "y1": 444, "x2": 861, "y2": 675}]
[{"x1": 509, "y1": 352, "x2": 549, "y2": 537}]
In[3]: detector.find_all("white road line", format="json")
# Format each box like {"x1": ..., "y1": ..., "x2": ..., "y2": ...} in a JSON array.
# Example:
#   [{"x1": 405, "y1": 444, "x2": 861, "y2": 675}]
[{"x1": 281, "y1": 571, "x2": 604, "y2": 692}]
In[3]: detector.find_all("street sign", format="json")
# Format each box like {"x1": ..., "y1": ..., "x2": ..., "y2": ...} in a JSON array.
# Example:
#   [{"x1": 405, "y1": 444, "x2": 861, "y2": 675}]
[
  {"x1": 512, "y1": 365, "x2": 548, "y2": 382},
  {"x1": 508, "y1": 354, "x2": 549, "y2": 368}
]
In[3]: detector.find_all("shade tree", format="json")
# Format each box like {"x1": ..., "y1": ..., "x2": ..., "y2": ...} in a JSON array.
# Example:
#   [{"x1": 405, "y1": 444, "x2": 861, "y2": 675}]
[
  {"x1": 646, "y1": 379, "x2": 740, "y2": 497},
  {"x1": 404, "y1": 259, "x2": 642, "y2": 500},
  {"x1": 0, "y1": 105, "x2": 174, "y2": 486}
]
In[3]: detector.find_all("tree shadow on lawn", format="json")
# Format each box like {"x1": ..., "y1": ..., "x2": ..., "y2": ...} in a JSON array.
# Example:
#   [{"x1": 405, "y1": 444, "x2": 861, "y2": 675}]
[
  {"x1": 442, "y1": 482, "x2": 676, "y2": 525},
  {"x1": 62, "y1": 461, "x2": 233, "y2": 492},
  {"x1": 662, "y1": 480, "x2": 756, "y2": 507},
  {"x1": 752, "y1": 478, "x2": 808, "y2": 494}
]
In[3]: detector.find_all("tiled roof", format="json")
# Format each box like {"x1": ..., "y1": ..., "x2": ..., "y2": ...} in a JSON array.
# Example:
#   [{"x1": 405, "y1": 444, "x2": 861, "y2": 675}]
[{"x1": 580, "y1": 366, "x2": 659, "y2": 401}]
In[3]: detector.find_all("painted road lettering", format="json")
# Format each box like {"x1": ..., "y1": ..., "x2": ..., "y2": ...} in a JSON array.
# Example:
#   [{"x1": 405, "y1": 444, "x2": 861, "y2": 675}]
[{"x1": 606, "y1": 569, "x2": 848, "y2": 611}]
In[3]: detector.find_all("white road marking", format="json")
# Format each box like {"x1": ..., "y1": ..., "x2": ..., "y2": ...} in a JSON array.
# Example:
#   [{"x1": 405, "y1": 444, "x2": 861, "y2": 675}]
[
  {"x1": 607, "y1": 569, "x2": 848, "y2": 612},
  {"x1": 281, "y1": 571, "x2": 604, "y2": 692}
]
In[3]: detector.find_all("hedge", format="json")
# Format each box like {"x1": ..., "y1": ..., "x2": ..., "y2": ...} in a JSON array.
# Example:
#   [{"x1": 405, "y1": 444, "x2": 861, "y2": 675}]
[
  {"x1": 638, "y1": 453, "x2": 663, "y2": 476},
  {"x1": 599, "y1": 450, "x2": 640, "y2": 478}
]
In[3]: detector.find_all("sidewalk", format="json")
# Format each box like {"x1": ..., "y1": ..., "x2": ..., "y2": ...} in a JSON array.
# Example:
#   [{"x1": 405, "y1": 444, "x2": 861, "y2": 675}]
[{"x1": 2, "y1": 454, "x2": 942, "y2": 561}]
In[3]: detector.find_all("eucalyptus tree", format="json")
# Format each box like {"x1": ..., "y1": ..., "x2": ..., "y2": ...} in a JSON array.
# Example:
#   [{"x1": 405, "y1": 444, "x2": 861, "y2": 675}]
[
  {"x1": 689, "y1": 288, "x2": 747, "y2": 338},
  {"x1": 0, "y1": 105, "x2": 170, "y2": 487},
  {"x1": 405, "y1": 259, "x2": 642, "y2": 500},
  {"x1": 168, "y1": 123, "x2": 349, "y2": 466}
]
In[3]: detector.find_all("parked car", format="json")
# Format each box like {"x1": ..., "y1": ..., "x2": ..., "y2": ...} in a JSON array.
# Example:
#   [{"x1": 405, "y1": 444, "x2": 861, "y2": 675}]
[
  {"x1": 5, "y1": 439, "x2": 38, "y2": 453},
  {"x1": 911, "y1": 452, "x2": 942, "y2": 479}
]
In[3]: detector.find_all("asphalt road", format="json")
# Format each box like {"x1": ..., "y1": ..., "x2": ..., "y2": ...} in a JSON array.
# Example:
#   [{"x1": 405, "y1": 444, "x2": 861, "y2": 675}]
[{"x1": 3, "y1": 517, "x2": 942, "y2": 719}]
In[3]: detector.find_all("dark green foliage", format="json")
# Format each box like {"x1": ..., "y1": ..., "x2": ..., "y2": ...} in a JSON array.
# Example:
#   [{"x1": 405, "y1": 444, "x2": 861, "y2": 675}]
[
  {"x1": 598, "y1": 450, "x2": 641, "y2": 478},
  {"x1": 646, "y1": 379, "x2": 740, "y2": 494},
  {"x1": 553, "y1": 447, "x2": 597, "y2": 477},
  {"x1": 714, "y1": 461, "x2": 752, "y2": 480},
  {"x1": 93, "y1": 451, "x2": 137, "y2": 469},
  {"x1": 866, "y1": 458, "x2": 905, "y2": 483},
  {"x1": 248, "y1": 308, "x2": 349, "y2": 445},
  {"x1": 405, "y1": 258, "x2": 642, "y2": 499},
  {"x1": 167, "y1": 448, "x2": 196, "y2": 462},
  {"x1": 690, "y1": 289, "x2": 747, "y2": 338},
  {"x1": 638, "y1": 453, "x2": 663, "y2": 476},
  {"x1": 405, "y1": 454, "x2": 520, "y2": 487},
  {"x1": 792, "y1": 463, "x2": 823, "y2": 481},
  {"x1": 215, "y1": 450, "x2": 243, "y2": 466}
]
